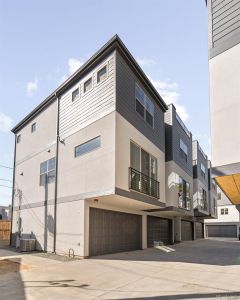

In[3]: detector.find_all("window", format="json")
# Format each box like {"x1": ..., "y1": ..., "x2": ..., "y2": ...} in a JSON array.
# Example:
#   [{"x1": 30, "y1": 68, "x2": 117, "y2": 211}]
[
  {"x1": 180, "y1": 139, "x2": 188, "y2": 162},
  {"x1": 75, "y1": 136, "x2": 101, "y2": 157},
  {"x1": 130, "y1": 141, "x2": 158, "y2": 197},
  {"x1": 200, "y1": 188, "x2": 207, "y2": 211},
  {"x1": 200, "y1": 163, "x2": 206, "y2": 178},
  {"x1": 72, "y1": 88, "x2": 79, "y2": 102},
  {"x1": 17, "y1": 135, "x2": 21, "y2": 144},
  {"x1": 84, "y1": 78, "x2": 92, "y2": 93},
  {"x1": 40, "y1": 157, "x2": 56, "y2": 186},
  {"x1": 212, "y1": 179, "x2": 216, "y2": 190},
  {"x1": 135, "y1": 84, "x2": 154, "y2": 127},
  {"x1": 217, "y1": 192, "x2": 221, "y2": 200},
  {"x1": 221, "y1": 207, "x2": 228, "y2": 215},
  {"x1": 97, "y1": 66, "x2": 107, "y2": 83},
  {"x1": 178, "y1": 176, "x2": 190, "y2": 210},
  {"x1": 31, "y1": 123, "x2": 36, "y2": 133}
]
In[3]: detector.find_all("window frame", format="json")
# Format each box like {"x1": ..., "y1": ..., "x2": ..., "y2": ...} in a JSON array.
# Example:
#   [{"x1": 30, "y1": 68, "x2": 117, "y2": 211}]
[
  {"x1": 72, "y1": 87, "x2": 80, "y2": 102},
  {"x1": 83, "y1": 77, "x2": 93, "y2": 94},
  {"x1": 178, "y1": 176, "x2": 191, "y2": 210},
  {"x1": 135, "y1": 83, "x2": 154, "y2": 129},
  {"x1": 40, "y1": 157, "x2": 56, "y2": 186},
  {"x1": 130, "y1": 140, "x2": 158, "y2": 180},
  {"x1": 17, "y1": 134, "x2": 21, "y2": 144},
  {"x1": 31, "y1": 122, "x2": 36, "y2": 133},
  {"x1": 75, "y1": 136, "x2": 101, "y2": 158},
  {"x1": 96, "y1": 64, "x2": 108, "y2": 85},
  {"x1": 179, "y1": 138, "x2": 188, "y2": 162},
  {"x1": 200, "y1": 163, "x2": 206, "y2": 178}
]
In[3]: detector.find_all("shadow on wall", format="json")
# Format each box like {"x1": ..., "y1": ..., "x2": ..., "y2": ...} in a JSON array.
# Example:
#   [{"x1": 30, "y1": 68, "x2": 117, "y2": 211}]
[
  {"x1": 91, "y1": 239, "x2": 240, "y2": 266},
  {"x1": 0, "y1": 258, "x2": 26, "y2": 300}
]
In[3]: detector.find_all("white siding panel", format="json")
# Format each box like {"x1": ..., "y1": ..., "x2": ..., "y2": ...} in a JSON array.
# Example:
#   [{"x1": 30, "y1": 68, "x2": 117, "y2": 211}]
[{"x1": 59, "y1": 52, "x2": 116, "y2": 138}]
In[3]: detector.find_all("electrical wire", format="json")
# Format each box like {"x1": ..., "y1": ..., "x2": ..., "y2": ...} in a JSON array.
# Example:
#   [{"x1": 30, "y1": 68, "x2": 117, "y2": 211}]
[{"x1": 0, "y1": 164, "x2": 13, "y2": 170}]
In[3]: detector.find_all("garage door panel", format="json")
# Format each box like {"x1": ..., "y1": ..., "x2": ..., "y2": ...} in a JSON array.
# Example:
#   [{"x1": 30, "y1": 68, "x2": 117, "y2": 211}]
[
  {"x1": 207, "y1": 225, "x2": 237, "y2": 237},
  {"x1": 89, "y1": 208, "x2": 142, "y2": 256},
  {"x1": 147, "y1": 216, "x2": 172, "y2": 247},
  {"x1": 181, "y1": 220, "x2": 193, "y2": 241}
]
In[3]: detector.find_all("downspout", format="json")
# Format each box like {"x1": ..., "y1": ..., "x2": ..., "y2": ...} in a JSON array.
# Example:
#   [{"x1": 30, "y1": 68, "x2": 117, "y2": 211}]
[
  {"x1": 10, "y1": 135, "x2": 17, "y2": 246},
  {"x1": 53, "y1": 93, "x2": 60, "y2": 253}
]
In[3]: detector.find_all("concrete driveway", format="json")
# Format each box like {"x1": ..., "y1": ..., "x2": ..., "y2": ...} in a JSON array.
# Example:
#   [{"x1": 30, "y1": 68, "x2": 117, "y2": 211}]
[{"x1": 1, "y1": 239, "x2": 240, "y2": 300}]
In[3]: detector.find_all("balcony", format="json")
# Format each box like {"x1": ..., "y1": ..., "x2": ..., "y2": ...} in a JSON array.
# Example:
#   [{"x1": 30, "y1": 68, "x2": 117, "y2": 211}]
[
  {"x1": 129, "y1": 167, "x2": 160, "y2": 199},
  {"x1": 194, "y1": 198, "x2": 209, "y2": 217},
  {"x1": 179, "y1": 196, "x2": 191, "y2": 210}
]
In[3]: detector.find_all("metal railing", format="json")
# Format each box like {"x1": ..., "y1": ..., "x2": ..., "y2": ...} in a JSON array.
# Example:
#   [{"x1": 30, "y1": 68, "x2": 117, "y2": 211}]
[
  {"x1": 179, "y1": 197, "x2": 191, "y2": 210},
  {"x1": 197, "y1": 198, "x2": 208, "y2": 211},
  {"x1": 129, "y1": 167, "x2": 160, "y2": 199},
  {"x1": 176, "y1": 112, "x2": 191, "y2": 137}
]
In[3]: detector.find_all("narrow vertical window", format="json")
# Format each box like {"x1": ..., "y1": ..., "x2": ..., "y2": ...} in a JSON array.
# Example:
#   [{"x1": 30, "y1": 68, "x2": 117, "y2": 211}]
[
  {"x1": 84, "y1": 78, "x2": 92, "y2": 93},
  {"x1": 31, "y1": 123, "x2": 36, "y2": 133},
  {"x1": 17, "y1": 134, "x2": 21, "y2": 144},
  {"x1": 72, "y1": 88, "x2": 79, "y2": 102},
  {"x1": 97, "y1": 66, "x2": 107, "y2": 83}
]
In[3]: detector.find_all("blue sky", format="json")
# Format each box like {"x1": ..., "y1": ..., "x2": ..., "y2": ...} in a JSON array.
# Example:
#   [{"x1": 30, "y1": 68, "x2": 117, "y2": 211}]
[{"x1": 0, "y1": 0, "x2": 209, "y2": 206}]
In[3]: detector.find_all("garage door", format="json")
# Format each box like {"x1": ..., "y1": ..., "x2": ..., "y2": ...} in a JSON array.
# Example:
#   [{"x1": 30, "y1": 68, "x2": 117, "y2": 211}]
[
  {"x1": 206, "y1": 225, "x2": 237, "y2": 238},
  {"x1": 147, "y1": 216, "x2": 172, "y2": 247},
  {"x1": 181, "y1": 220, "x2": 193, "y2": 241},
  {"x1": 195, "y1": 222, "x2": 204, "y2": 239},
  {"x1": 89, "y1": 208, "x2": 142, "y2": 256}
]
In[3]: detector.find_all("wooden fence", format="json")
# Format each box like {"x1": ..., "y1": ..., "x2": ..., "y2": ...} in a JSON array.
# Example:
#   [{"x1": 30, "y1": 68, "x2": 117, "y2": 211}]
[{"x1": 0, "y1": 221, "x2": 11, "y2": 241}]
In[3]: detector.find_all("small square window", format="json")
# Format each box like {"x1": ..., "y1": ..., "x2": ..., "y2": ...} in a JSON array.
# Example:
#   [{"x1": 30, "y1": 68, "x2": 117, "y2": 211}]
[
  {"x1": 72, "y1": 88, "x2": 79, "y2": 102},
  {"x1": 97, "y1": 66, "x2": 107, "y2": 83},
  {"x1": 84, "y1": 78, "x2": 92, "y2": 93},
  {"x1": 31, "y1": 123, "x2": 36, "y2": 133},
  {"x1": 17, "y1": 135, "x2": 21, "y2": 144}
]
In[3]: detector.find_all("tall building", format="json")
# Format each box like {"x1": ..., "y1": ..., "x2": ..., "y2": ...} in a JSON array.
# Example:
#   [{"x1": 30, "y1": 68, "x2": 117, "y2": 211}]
[{"x1": 206, "y1": 0, "x2": 240, "y2": 206}]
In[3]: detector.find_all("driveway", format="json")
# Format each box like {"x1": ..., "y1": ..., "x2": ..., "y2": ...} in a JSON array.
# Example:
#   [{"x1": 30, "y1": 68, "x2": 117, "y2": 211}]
[{"x1": 0, "y1": 239, "x2": 240, "y2": 300}]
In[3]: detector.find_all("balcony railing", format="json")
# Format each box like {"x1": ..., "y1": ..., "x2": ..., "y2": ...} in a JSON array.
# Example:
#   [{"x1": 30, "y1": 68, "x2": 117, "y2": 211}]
[
  {"x1": 197, "y1": 198, "x2": 208, "y2": 211},
  {"x1": 129, "y1": 167, "x2": 160, "y2": 199},
  {"x1": 179, "y1": 196, "x2": 191, "y2": 210}
]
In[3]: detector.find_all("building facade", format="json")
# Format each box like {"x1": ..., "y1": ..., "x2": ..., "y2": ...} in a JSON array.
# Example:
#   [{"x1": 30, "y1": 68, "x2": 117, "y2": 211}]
[
  {"x1": 11, "y1": 36, "x2": 216, "y2": 257},
  {"x1": 206, "y1": 0, "x2": 240, "y2": 206}
]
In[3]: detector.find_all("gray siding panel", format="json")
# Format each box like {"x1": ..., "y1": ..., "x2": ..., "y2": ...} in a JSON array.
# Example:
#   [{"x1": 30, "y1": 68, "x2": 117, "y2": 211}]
[
  {"x1": 115, "y1": 51, "x2": 165, "y2": 153},
  {"x1": 208, "y1": 0, "x2": 240, "y2": 57},
  {"x1": 59, "y1": 53, "x2": 116, "y2": 138}
]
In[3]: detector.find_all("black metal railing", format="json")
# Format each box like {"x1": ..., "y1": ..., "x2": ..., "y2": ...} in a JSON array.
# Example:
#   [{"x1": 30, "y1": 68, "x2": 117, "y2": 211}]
[{"x1": 129, "y1": 167, "x2": 160, "y2": 199}]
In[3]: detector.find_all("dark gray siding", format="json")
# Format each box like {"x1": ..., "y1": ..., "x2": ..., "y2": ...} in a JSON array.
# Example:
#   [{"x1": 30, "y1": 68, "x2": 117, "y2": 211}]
[
  {"x1": 115, "y1": 51, "x2": 165, "y2": 153},
  {"x1": 208, "y1": 0, "x2": 240, "y2": 58},
  {"x1": 164, "y1": 106, "x2": 193, "y2": 177},
  {"x1": 192, "y1": 141, "x2": 209, "y2": 187}
]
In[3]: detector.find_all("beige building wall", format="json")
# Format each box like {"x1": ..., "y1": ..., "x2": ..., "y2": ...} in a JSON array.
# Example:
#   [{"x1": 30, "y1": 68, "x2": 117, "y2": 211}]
[
  {"x1": 210, "y1": 43, "x2": 240, "y2": 167},
  {"x1": 115, "y1": 112, "x2": 165, "y2": 204}
]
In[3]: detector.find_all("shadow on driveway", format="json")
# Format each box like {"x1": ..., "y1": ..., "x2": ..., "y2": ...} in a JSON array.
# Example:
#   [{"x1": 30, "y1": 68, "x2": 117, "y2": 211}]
[{"x1": 91, "y1": 239, "x2": 240, "y2": 266}]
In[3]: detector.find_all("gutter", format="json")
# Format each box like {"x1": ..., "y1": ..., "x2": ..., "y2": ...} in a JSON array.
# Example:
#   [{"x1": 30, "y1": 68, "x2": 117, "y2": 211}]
[
  {"x1": 53, "y1": 93, "x2": 60, "y2": 253},
  {"x1": 10, "y1": 135, "x2": 17, "y2": 246}
]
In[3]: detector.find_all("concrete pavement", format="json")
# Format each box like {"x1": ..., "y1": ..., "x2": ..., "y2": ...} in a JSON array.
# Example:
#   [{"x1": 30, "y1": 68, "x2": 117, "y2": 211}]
[{"x1": 0, "y1": 239, "x2": 240, "y2": 300}]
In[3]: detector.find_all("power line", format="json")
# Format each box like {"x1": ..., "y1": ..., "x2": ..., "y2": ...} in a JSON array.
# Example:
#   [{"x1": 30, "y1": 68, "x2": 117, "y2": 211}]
[{"x1": 0, "y1": 164, "x2": 13, "y2": 170}]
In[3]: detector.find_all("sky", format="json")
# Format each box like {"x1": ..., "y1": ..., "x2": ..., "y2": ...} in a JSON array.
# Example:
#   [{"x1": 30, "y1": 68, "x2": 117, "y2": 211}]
[{"x1": 0, "y1": 0, "x2": 209, "y2": 206}]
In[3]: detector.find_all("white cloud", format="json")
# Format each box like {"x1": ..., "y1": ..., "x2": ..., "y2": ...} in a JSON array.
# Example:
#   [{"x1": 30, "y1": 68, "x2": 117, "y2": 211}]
[
  {"x1": 68, "y1": 58, "x2": 83, "y2": 74},
  {"x1": 59, "y1": 58, "x2": 84, "y2": 84},
  {"x1": 26, "y1": 77, "x2": 38, "y2": 97},
  {"x1": 148, "y1": 76, "x2": 189, "y2": 122},
  {"x1": 137, "y1": 58, "x2": 156, "y2": 67},
  {"x1": 0, "y1": 112, "x2": 13, "y2": 133}
]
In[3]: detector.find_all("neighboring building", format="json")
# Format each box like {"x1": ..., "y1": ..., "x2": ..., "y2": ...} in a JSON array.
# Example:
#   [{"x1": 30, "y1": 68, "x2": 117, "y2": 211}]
[
  {"x1": 206, "y1": 0, "x2": 240, "y2": 206},
  {"x1": 0, "y1": 206, "x2": 11, "y2": 220},
  {"x1": 11, "y1": 35, "x2": 216, "y2": 257},
  {"x1": 205, "y1": 188, "x2": 240, "y2": 238}
]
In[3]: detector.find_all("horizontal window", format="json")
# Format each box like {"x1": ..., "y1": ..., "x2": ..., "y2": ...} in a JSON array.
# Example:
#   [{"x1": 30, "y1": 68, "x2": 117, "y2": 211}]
[
  {"x1": 31, "y1": 123, "x2": 36, "y2": 133},
  {"x1": 135, "y1": 84, "x2": 154, "y2": 128},
  {"x1": 40, "y1": 157, "x2": 56, "y2": 186},
  {"x1": 72, "y1": 88, "x2": 79, "y2": 102},
  {"x1": 75, "y1": 136, "x2": 101, "y2": 157},
  {"x1": 97, "y1": 66, "x2": 107, "y2": 83},
  {"x1": 84, "y1": 78, "x2": 92, "y2": 93}
]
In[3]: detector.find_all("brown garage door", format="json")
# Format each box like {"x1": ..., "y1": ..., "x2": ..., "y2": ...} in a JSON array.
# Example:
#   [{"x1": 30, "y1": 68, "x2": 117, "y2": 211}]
[
  {"x1": 181, "y1": 220, "x2": 193, "y2": 241},
  {"x1": 195, "y1": 222, "x2": 204, "y2": 239},
  {"x1": 147, "y1": 216, "x2": 172, "y2": 247},
  {"x1": 89, "y1": 208, "x2": 142, "y2": 256}
]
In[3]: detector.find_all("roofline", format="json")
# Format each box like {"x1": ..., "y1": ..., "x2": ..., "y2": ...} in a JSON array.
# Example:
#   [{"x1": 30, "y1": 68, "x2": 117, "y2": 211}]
[{"x1": 12, "y1": 34, "x2": 168, "y2": 133}]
